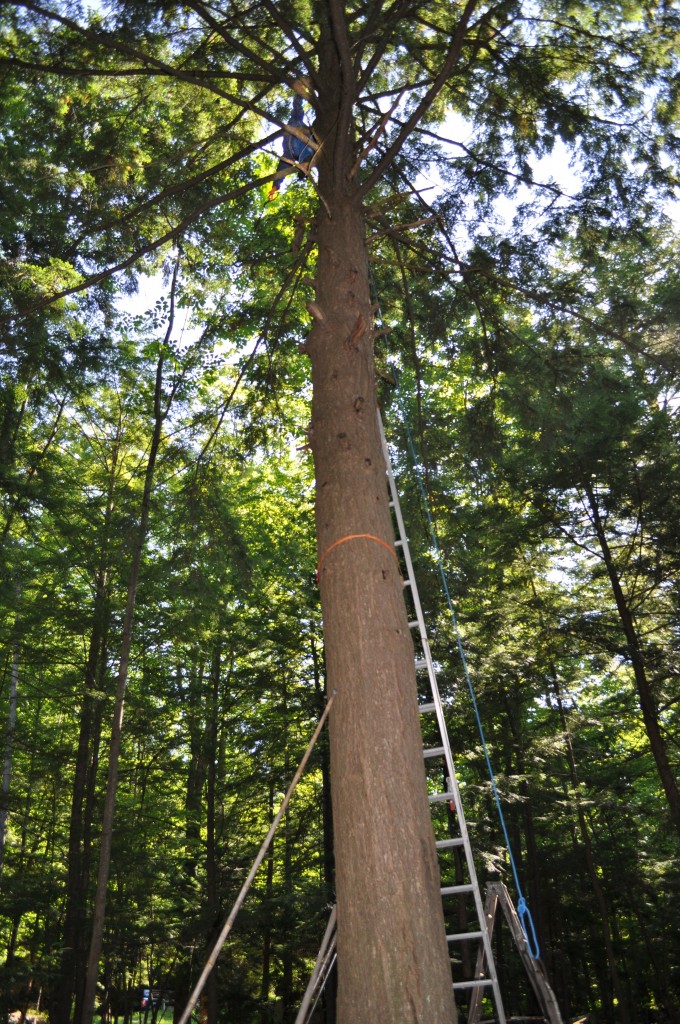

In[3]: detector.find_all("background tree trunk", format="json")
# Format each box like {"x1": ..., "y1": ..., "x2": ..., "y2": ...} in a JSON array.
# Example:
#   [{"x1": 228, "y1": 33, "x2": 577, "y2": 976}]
[
  {"x1": 82, "y1": 270, "x2": 180, "y2": 1024},
  {"x1": 205, "y1": 641, "x2": 221, "y2": 1024},
  {"x1": 0, "y1": 637, "x2": 19, "y2": 880},
  {"x1": 56, "y1": 429, "x2": 118, "y2": 1024},
  {"x1": 551, "y1": 674, "x2": 628, "y2": 1024},
  {"x1": 582, "y1": 480, "x2": 680, "y2": 832},
  {"x1": 55, "y1": 591, "x2": 110, "y2": 1024}
]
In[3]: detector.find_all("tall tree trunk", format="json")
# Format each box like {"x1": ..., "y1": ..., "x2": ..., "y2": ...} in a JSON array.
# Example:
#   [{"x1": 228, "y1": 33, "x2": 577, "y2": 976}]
[
  {"x1": 582, "y1": 480, "x2": 680, "y2": 832},
  {"x1": 308, "y1": 25, "x2": 456, "y2": 1020},
  {"x1": 205, "y1": 641, "x2": 221, "y2": 1024},
  {"x1": 55, "y1": 592, "x2": 110, "y2": 1024},
  {"x1": 259, "y1": 780, "x2": 276, "y2": 1024},
  {"x1": 551, "y1": 673, "x2": 629, "y2": 1024},
  {"x1": 57, "y1": 430, "x2": 119, "y2": 1024},
  {"x1": 0, "y1": 637, "x2": 19, "y2": 879},
  {"x1": 501, "y1": 684, "x2": 550, "y2": 980},
  {"x1": 81, "y1": 263, "x2": 181, "y2": 1024},
  {"x1": 183, "y1": 655, "x2": 207, "y2": 880},
  {"x1": 280, "y1": 678, "x2": 294, "y2": 1023},
  {"x1": 0, "y1": 635, "x2": 20, "y2": 1024}
]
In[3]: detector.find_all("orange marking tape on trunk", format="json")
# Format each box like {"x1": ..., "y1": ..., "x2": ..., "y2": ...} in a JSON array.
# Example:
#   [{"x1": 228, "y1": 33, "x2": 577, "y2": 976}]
[{"x1": 317, "y1": 533, "x2": 398, "y2": 580}]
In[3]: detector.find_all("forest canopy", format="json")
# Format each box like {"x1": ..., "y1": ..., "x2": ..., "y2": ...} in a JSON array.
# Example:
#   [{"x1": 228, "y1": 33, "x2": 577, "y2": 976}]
[{"x1": 0, "y1": 1, "x2": 679, "y2": 1023}]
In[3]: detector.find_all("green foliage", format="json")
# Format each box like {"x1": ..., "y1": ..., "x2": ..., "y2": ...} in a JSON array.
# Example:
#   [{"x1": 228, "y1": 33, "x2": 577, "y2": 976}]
[{"x1": 0, "y1": 0, "x2": 678, "y2": 1021}]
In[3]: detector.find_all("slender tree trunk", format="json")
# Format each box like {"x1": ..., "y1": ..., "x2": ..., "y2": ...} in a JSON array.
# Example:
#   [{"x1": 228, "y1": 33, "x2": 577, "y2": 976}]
[
  {"x1": 81, "y1": 390, "x2": 163, "y2": 1024},
  {"x1": 308, "y1": 26, "x2": 456, "y2": 1019},
  {"x1": 57, "y1": 433, "x2": 119, "y2": 1024},
  {"x1": 183, "y1": 655, "x2": 207, "y2": 880},
  {"x1": 501, "y1": 685, "x2": 550, "y2": 980},
  {"x1": 582, "y1": 480, "x2": 680, "y2": 832},
  {"x1": 282, "y1": 808, "x2": 294, "y2": 1022},
  {"x1": 81, "y1": 264, "x2": 181, "y2": 1024},
  {"x1": 260, "y1": 780, "x2": 276, "y2": 1024},
  {"x1": 551, "y1": 674, "x2": 629, "y2": 1024},
  {"x1": 0, "y1": 638, "x2": 19, "y2": 879},
  {"x1": 280, "y1": 678, "x2": 294, "y2": 1024},
  {"x1": 76, "y1": 668, "x2": 106, "y2": 1015},
  {"x1": 56, "y1": 590, "x2": 110, "y2": 1024},
  {"x1": 1, "y1": 395, "x2": 67, "y2": 546},
  {"x1": 205, "y1": 641, "x2": 221, "y2": 1024},
  {"x1": 0, "y1": 636, "x2": 20, "y2": 1024}
]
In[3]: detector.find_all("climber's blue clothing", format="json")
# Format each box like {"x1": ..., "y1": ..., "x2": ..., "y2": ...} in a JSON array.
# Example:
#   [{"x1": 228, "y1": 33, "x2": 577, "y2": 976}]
[
  {"x1": 269, "y1": 94, "x2": 314, "y2": 197},
  {"x1": 283, "y1": 95, "x2": 314, "y2": 164}
]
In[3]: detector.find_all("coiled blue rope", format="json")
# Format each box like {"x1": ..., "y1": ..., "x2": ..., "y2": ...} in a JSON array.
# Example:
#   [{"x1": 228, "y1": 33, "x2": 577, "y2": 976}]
[{"x1": 388, "y1": 366, "x2": 541, "y2": 960}]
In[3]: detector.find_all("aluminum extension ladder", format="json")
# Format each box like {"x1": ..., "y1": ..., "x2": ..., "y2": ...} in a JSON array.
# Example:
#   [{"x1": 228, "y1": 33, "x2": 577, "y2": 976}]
[{"x1": 295, "y1": 415, "x2": 506, "y2": 1024}]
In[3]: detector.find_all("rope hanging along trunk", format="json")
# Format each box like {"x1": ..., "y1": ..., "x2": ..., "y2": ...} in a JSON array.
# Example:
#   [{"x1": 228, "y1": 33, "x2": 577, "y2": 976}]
[{"x1": 176, "y1": 691, "x2": 337, "y2": 1024}]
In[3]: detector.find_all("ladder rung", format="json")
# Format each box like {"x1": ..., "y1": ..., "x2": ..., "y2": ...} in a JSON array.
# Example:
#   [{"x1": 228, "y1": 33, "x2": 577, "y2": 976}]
[
  {"x1": 381, "y1": 415, "x2": 504, "y2": 1018},
  {"x1": 441, "y1": 883, "x2": 475, "y2": 896},
  {"x1": 423, "y1": 746, "x2": 445, "y2": 759},
  {"x1": 453, "y1": 978, "x2": 494, "y2": 991},
  {"x1": 435, "y1": 837, "x2": 464, "y2": 849},
  {"x1": 447, "y1": 931, "x2": 484, "y2": 943}
]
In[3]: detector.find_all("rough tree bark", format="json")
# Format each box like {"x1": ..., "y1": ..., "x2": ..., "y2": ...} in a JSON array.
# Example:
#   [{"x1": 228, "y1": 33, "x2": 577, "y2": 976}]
[{"x1": 306, "y1": 15, "x2": 457, "y2": 1019}]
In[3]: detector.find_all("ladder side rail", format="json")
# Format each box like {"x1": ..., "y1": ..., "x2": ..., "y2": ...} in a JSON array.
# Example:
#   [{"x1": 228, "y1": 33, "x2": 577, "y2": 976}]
[
  {"x1": 447, "y1": 774, "x2": 506, "y2": 1023},
  {"x1": 378, "y1": 416, "x2": 457, "y2": 779},
  {"x1": 379, "y1": 414, "x2": 506, "y2": 1024},
  {"x1": 380, "y1": 413, "x2": 494, "y2": 934}
]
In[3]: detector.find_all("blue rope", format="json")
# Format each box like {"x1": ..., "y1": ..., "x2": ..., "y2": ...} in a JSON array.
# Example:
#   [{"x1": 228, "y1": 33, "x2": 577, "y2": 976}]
[{"x1": 388, "y1": 366, "x2": 541, "y2": 960}]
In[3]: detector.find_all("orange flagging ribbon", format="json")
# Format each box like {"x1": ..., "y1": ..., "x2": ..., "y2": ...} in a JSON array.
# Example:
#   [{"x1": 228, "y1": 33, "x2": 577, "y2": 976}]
[{"x1": 316, "y1": 533, "x2": 398, "y2": 580}]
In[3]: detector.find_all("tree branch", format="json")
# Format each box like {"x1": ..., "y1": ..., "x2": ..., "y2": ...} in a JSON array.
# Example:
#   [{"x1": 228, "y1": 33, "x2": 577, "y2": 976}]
[
  {"x1": 64, "y1": 122, "x2": 281, "y2": 258},
  {"x1": 354, "y1": 0, "x2": 417, "y2": 90},
  {"x1": 194, "y1": 237, "x2": 314, "y2": 467},
  {"x1": 3, "y1": 168, "x2": 284, "y2": 321},
  {"x1": 182, "y1": 0, "x2": 295, "y2": 81},
  {"x1": 11, "y1": 0, "x2": 278, "y2": 119},
  {"x1": 327, "y1": 0, "x2": 357, "y2": 185},
  {"x1": 359, "y1": 0, "x2": 482, "y2": 194},
  {"x1": 258, "y1": 0, "x2": 319, "y2": 84},
  {"x1": 0, "y1": 55, "x2": 272, "y2": 83}
]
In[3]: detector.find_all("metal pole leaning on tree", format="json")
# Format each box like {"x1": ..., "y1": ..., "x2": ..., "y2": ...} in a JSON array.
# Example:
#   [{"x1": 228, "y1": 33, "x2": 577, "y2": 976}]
[{"x1": 176, "y1": 691, "x2": 337, "y2": 1024}]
